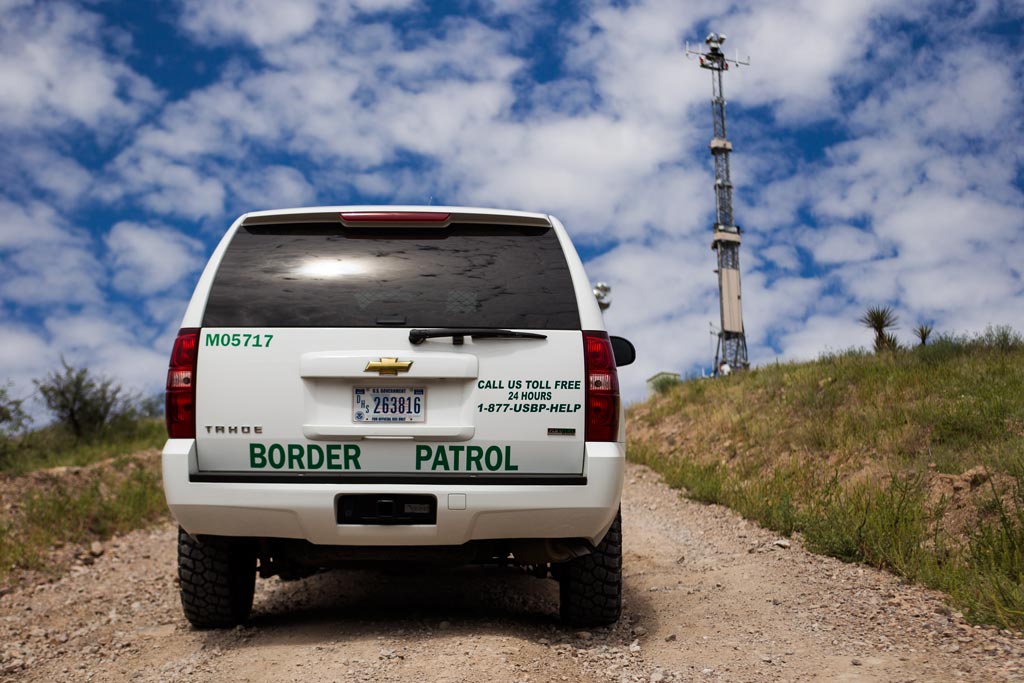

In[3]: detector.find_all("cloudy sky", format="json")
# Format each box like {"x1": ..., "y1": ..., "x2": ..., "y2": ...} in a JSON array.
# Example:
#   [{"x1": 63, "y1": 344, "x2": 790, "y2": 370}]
[{"x1": 1, "y1": 0, "x2": 1022, "y2": 417}]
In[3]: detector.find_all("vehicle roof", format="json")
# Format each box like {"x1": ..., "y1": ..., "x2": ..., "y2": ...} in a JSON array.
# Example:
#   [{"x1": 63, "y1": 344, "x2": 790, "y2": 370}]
[{"x1": 241, "y1": 205, "x2": 551, "y2": 221}]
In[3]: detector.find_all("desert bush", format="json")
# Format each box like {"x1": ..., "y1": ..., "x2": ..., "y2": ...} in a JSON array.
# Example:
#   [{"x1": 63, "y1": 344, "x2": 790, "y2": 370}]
[
  {"x1": 651, "y1": 374, "x2": 682, "y2": 395},
  {"x1": 0, "y1": 383, "x2": 30, "y2": 438},
  {"x1": 0, "y1": 383, "x2": 31, "y2": 468},
  {"x1": 35, "y1": 358, "x2": 133, "y2": 439},
  {"x1": 979, "y1": 324, "x2": 1024, "y2": 352}
]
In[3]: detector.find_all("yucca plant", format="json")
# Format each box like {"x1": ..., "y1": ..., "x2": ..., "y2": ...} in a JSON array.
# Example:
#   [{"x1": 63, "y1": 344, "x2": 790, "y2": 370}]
[
  {"x1": 914, "y1": 324, "x2": 933, "y2": 347},
  {"x1": 860, "y1": 306, "x2": 899, "y2": 353}
]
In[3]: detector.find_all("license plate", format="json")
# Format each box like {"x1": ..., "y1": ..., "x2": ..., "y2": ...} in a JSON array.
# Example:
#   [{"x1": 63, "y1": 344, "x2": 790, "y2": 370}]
[{"x1": 353, "y1": 387, "x2": 425, "y2": 423}]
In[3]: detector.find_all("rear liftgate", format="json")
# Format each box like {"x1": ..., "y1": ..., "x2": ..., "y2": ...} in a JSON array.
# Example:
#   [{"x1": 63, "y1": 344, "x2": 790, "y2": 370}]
[{"x1": 190, "y1": 210, "x2": 595, "y2": 490}]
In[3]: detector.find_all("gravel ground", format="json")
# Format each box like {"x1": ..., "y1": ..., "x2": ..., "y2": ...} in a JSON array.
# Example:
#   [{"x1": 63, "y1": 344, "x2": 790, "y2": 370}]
[{"x1": 2, "y1": 462, "x2": 1022, "y2": 682}]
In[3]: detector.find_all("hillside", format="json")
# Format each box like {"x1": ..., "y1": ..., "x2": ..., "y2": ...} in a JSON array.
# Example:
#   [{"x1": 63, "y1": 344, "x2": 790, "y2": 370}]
[
  {"x1": 628, "y1": 332, "x2": 1024, "y2": 630},
  {"x1": 0, "y1": 418, "x2": 167, "y2": 587}
]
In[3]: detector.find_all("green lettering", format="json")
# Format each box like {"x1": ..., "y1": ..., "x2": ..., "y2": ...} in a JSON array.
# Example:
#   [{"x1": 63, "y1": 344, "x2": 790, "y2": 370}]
[
  {"x1": 416, "y1": 445, "x2": 432, "y2": 470},
  {"x1": 504, "y1": 446, "x2": 518, "y2": 471},
  {"x1": 485, "y1": 446, "x2": 502, "y2": 471},
  {"x1": 326, "y1": 444, "x2": 342, "y2": 470},
  {"x1": 432, "y1": 446, "x2": 450, "y2": 471},
  {"x1": 288, "y1": 444, "x2": 304, "y2": 469},
  {"x1": 205, "y1": 333, "x2": 220, "y2": 347},
  {"x1": 249, "y1": 443, "x2": 267, "y2": 469},
  {"x1": 466, "y1": 446, "x2": 484, "y2": 471},
  {"x1": 344, "y1": 444, "x2": 361, "y2": 470},
  {"x1": 307, "y1": 444, "x2": 324, "y2": 470},
  {"x1": 449, "y1": 445, "x2": 464, "y2": 471},
  {"x1": 267, "y1": 444, "x2": 285, "y2": 469}
]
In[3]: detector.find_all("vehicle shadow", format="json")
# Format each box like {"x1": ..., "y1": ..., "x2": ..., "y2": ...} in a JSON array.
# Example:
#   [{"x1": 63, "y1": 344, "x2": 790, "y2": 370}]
[{"x1": 197, "y1": 563, "x2": 657, "y2": 649}]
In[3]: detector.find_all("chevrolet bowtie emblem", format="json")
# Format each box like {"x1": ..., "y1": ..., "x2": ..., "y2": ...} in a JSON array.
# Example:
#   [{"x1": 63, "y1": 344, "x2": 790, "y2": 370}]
[{"x1": 364, "y1": 357, "x2": 413, "y2": 375}]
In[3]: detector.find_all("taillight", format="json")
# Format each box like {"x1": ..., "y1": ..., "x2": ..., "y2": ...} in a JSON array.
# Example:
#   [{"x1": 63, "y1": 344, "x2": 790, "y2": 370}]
[
  {"x1": 340, "y1": 211, "x2": 450, "y2": 223},
  {"x1": 166, "y1": 328, "x2": 199, "y2": 438},
  {"x1": 583, "y1": 331, "x2": 620, "y2": 442}
]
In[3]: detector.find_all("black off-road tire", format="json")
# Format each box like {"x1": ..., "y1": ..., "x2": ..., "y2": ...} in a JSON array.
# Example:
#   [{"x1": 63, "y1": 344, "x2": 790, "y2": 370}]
[
  {"x1": 558, "y1": 510, "x2": 622, "y2": 627},
  {"x1": 177, "y1": 527, "x2": 257, "y2": 629}
]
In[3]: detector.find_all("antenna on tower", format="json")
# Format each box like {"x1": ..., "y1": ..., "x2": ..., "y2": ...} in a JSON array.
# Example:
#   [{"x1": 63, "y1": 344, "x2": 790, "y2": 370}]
[{"x1": 687, "y1": 32, "x2": 750, "y2": 372}]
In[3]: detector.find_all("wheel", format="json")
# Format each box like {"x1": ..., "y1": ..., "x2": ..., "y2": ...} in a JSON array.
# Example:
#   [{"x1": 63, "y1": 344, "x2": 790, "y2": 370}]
[
  {"x1": 558, "y1": 510, "x2": 622, "y2": 627},
  {"x1": 177, "y1": 527, "x2": 256, "y2": 628}
]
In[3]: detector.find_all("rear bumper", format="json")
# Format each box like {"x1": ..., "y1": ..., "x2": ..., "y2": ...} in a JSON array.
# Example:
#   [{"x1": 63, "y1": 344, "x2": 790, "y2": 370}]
[{"x1": 162, "y1": 439, "x2": 623, "y2": 546}]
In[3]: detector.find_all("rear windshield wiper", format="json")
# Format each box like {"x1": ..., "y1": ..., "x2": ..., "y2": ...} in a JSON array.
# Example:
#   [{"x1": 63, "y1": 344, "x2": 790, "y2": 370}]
[{"x1": 409, "y1": 328, "x2": 548, "y2": 345}]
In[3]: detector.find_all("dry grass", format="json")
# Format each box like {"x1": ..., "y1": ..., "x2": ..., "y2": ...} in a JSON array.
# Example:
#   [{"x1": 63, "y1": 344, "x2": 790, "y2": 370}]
[
  {"x1": 0, "y1": 418, "x2": 166, "y2": 474},
  {"x1": 0, "y1": 451, "x2": 168, "y2": 587},
  {"x1": 629, "y1": 333, "x2": 1024, "y2": 630}
]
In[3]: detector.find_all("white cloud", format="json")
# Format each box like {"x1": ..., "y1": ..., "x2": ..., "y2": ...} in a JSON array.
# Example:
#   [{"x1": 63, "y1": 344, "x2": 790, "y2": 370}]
[
  {"x1": 104, "y1": 152, "x2": 228, "y2": 220},
  {"x1": 113, "y1": 9, "x2": 712, "y2": 239},
  {"x1": 725, "y1": 5, "x2": 869, "y2": 114},
  {"x1": 741, "y1": 272, "x2": 824, "y2": 344},
  {"x1": 2, "y1": 144, "x2": 93, "y2": 203},
  {"x1": 874, "y1": 190, "x2": 1022, "y2": 265},
  {"x1": 0, "y1": 326, "x2": 54, "y2": 386},
  {"x1": 738, "y1": 27, "x2": 1024, "y2": 367},
  {"x1": 179, "y1": 0, "x2": 324, "y2": 47},
  {"x1": 2, "y1": 0, "x2": 1022, "y2": 412},
  {"x1": 41, "y1": 311, "x2": 171, "y2": 398},
  {"x1": 1, "y1": 242, "x2": 103, "y2": 306},
  {"x1": 776, "y1": 314, "x2": 868, "y2": 361},
  {"x1": 177, "y1": 0, "x2": 417, "y2": 48},
  {"x1": 0, "y1": 199, "x2": 103, "y2": 306},
  {"x1": 759, "y1": 244, "x2": 801, "y2": 271},
  {"x1": 565, "y1": 0, "x2": 717, "y2": 120},
  {"x1": 802, "y1": 225, "x2": 882, "y2": 265},
  {"x1": 0, "y1": 1, "x2": 157, "y2": 130},
  {"x1": 106, "y1": 221, "x2": 205, "y2": 295},
  {"x1": 0, "y1": 199, "x2": 68, "y2": 248},
  {"x1": 105, "y1": 19, "x2": 531, "y2": 218},
  {"x1": 850, "y1": 48, "x2": 1019, "y2": 138},
  {"x1": 899, "y1": 260, "x2": 1019, "y2": 313},
  {"x1": 228, "y1": 166, "x2": 316, "y2": 211}
]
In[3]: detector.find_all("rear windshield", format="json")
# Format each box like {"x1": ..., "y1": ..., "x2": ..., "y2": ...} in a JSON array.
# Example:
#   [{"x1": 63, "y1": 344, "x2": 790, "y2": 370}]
[{"x1": 202, "y1": 223, "x2": 582, "y2": 329}]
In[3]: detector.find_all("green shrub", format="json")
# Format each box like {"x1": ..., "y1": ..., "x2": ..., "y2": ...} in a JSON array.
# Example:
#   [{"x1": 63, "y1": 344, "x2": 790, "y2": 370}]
[
  {"x1": 651, "y1": 374, "x2": 682, "y2": 395},
  {"x1": 979, "y1": 324, "x2": 1024, "y2": 352},
  {"x1": 0, "y1": 383, "x2": 29, "y2": 437},
  {"x1": 35, "y1": 358, "x2": 136, "y2": 439},
  {"x1": 0, "y1": 383, "x2": 30, "y2": 469}
]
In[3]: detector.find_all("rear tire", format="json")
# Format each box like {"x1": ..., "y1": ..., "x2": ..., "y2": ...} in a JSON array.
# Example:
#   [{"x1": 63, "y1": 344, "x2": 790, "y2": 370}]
[
  {"x1": 177, "y1": 527, "x2": 256, "y2": 629},
  {"x1": 558, "y1": 510, "x2": 622, "y2": 627}
]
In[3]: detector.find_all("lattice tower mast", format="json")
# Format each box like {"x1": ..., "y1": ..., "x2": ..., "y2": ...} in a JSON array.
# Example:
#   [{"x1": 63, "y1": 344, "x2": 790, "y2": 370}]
[{"x1": 687, "y1": 32, "x2": 750, "y2": 370}]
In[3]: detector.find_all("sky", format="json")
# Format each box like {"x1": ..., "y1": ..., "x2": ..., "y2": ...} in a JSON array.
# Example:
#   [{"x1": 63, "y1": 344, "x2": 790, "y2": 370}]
[{"x1": 1, "y1": 0, "x2": 1022, "y2": 420}]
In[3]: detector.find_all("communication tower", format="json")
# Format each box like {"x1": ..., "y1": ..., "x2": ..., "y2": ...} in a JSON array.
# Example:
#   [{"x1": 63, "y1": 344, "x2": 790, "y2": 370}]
[{"x1": 687, "y1": 32, "x2": 750, "y2": 371}]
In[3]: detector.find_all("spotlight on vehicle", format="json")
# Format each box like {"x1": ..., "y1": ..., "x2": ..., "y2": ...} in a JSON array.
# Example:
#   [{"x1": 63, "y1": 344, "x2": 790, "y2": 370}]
[{"x1": 593, "y1": 282, "x2": 612, "y2": 311}]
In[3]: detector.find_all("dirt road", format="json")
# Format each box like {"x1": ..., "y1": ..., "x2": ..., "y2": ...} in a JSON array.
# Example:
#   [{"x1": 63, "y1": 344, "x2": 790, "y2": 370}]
[{"x1": 2, "y1": 463, "x2": 1022, "y2": 682}]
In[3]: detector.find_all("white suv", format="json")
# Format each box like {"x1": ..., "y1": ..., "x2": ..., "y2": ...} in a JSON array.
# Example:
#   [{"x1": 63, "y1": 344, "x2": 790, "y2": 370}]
[{"x1": 162, "y1": 206, "x2": 635, "y2": 628}]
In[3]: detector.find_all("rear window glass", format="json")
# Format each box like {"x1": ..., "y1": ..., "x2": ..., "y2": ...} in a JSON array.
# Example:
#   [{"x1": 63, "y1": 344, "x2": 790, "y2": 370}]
[{"x1": 202, "y1": 223, "x2": 582, "y2": 329}]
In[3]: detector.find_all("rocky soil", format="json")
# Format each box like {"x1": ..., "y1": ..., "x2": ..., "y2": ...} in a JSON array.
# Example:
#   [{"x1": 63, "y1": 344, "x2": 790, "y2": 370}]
[{"x1": 2, "y1": 462, "x2": 1023, "y2": 682}]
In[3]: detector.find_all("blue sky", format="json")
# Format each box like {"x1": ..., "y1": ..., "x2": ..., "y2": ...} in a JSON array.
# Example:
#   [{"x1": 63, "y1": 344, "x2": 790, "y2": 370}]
[{"x1": 1, "y1": 0, "x2": 1022, "y2": 416}]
